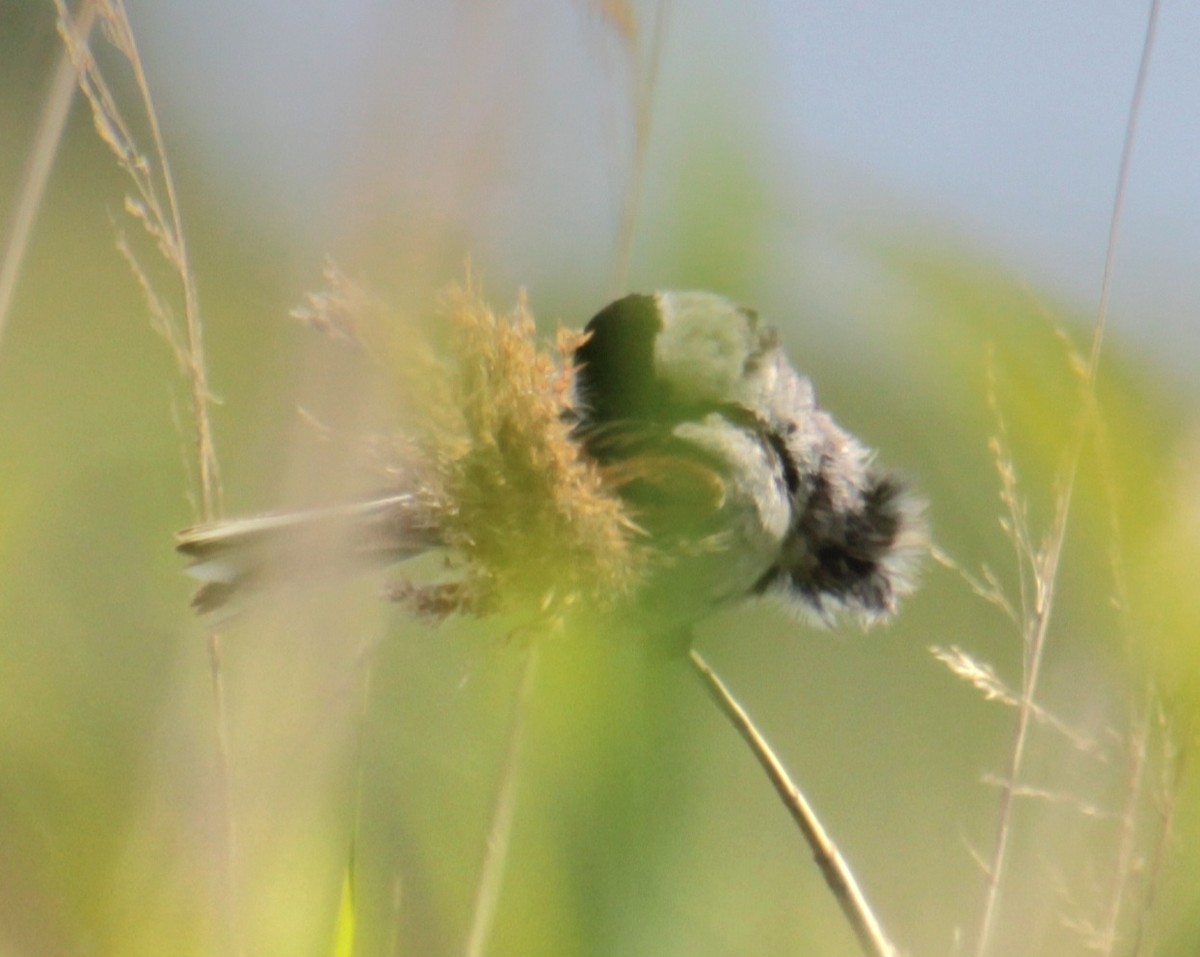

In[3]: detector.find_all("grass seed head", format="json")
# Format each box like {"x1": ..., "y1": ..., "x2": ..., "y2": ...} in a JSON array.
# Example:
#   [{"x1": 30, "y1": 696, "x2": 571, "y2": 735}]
[{"x1": 419, "y1": 282, "x2": 642, "y2": 622}]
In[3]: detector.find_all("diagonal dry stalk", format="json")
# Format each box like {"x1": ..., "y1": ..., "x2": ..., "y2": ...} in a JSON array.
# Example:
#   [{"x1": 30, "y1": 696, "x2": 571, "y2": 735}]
[
  {"x1": 1129, "y1": 718, "x2": 1191, "y2": 957},
  {"x1": 464, "y1": 647, "x2": 539, "y2": 957},
  {"x1": 1081, "y1": 334, "x2": 1156, "y2": 954},
  {"x1": 1096, "y1": 693, "x2": 1152, "y2": 955},
  {"x1": 51, "y1": 2, "x2": 237, "y2": 952},
  {"x1": 689, "y1": 649, "x2": 899, "y2": 957},
  {"x1": 970, "y1": 2, "x2": 1162, "y2": 954},
  {"x1": 53, "y1": 0, "x2": 222, "y2": 517},
  {"x1": 589, "y1": 0, "x2": 671, "y2": 295},
  {"x1": 929, "y1": 645, "x2": 1104, "y2": 758},
  {"x1": 0, "y1": 2, "x2": 98, "y2": 355}
]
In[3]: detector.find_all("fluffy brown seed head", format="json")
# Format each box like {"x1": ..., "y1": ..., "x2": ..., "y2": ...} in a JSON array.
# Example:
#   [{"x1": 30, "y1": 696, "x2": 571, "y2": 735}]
[{"x1": 422, "y1": 283, "x2": 644, "y2": 619}]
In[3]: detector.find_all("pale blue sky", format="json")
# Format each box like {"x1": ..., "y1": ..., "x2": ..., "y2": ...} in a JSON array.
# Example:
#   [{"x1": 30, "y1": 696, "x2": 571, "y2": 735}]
[{"x1": 128, "y1": 0, "x2": 1198, "y2": 374}]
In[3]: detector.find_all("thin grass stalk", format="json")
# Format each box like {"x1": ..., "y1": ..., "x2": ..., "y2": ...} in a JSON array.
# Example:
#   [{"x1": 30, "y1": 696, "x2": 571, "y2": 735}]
[
  {"x1": 105, "y1": 0, "x2": 221, "y2": 518},
  {"x1": 52, "y1": 4, "x2": 239, "y2": 951},
  {"x1": 609, "y1": 0, "x2": 669, "y2": 295},
  {"x1": 464, "y1": 647, "x2": 539, "y2": 957},
  {"x1": 688, "y1": 649, "x2": 899, "y2": 957},
  {"x1": 101, "y1": 8, "x2": 238, "y2": 946},
  {"x1": 972, "y1": 513, "x2": 1063, "y2": 956},
  {"x1": 330, "y1": 663, "x2": 376, "y2": 957},
  {"x1": 203, "y1": 626, "x2": 240, "y2": 957},
  {"x1": 1129, "y1": 726, "x2": 1190, "y2": 957},
  {"x1": 971, "y1": 3, "x2": 1161, "y2": 953},
  {"x1": 0, "y1": 1, "x2": 98, "y2": 354},
  {"x1": 1086, "y1": 0, "x2": 1161, "y2": 383},
  {"x1": 116, "y1": 8, "x2": 239, "y2": 940},
  {"x1": 1083, "y1": 319, "x2": 1147, "y2": 953},
  {"x1": 1098, "y1": 694, "x2": 1152, "y2": 955}
]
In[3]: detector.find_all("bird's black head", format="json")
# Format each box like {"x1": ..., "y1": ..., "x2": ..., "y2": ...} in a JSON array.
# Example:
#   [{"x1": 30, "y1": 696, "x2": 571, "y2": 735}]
[{"x1": 573, "y1": 293, "x2": 667, "y2": 425}]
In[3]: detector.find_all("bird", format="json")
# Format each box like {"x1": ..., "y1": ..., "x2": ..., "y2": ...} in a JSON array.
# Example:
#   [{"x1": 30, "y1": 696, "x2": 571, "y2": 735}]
[{"x1": 176, "y1": 290, "x2": 924, "y2": 626}]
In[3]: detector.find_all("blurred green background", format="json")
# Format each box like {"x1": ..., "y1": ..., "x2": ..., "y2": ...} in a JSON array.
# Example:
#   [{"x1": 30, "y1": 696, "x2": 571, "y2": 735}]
[{"x1": 2, "y1": 3, "x2": 1198, "y2": 956}]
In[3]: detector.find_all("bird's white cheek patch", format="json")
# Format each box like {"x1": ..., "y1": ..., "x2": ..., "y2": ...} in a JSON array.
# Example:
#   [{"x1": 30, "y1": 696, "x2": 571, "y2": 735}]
[{"x1": 653, "y1": 292, "x2": 758, "y2": 406}]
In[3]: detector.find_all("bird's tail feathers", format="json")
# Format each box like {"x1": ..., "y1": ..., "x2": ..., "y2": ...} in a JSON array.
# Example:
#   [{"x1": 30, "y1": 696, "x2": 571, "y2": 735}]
[{"x1": 176, "y1": 492, "x2": 443, "y2": 613}]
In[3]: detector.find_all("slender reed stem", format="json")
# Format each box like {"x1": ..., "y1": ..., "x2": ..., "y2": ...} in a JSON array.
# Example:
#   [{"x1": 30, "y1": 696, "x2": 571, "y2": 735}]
[
  {"x1": 101, "y1": 9, "x2": 237, "y2": 948},
  {"x1": 464, "y1": 647, "x2": 539, "y2": 957},
  {"x1": 972, "y1": 523, "x2": 1061, "y2": 956},
  {"x1": 53, "y1": 4, "x2": 237, "y2": 950},
  {"x1": 113, "y1": 0, "x2": 222, "y2": 518},
  {"x1": 1130, "y1": 728, "x2": 1190, "y2": 957},
  {"x1": 609, "y1": 0, "x2": 670, "y2": 295},
  {"x1": 972, "y1": 3, "x2": 1161, "y2": 954},
  {"x1": 688, "y1": 649, "x2": 898, "y2": 957},
  {"x1": 0, "y1": 1, "x2": 97, "y2": 354},
  {"x1": 1088, "y1": 0, "x2": 1161, "y2": 384},
  {"x1": 1099, "y1": 695, "x2": 1152, "y2": 955}
]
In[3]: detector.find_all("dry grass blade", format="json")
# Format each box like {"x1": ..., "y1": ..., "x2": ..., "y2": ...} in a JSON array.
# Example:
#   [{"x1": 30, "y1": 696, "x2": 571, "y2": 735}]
[
  {"x1": 977, "y1": 774, "x2": 1114, "y2": 820},
  {"x1": 115, "y1": 228, "x2": 188, "y2": 369},
  {"x1": 51, "y1": 6, "x2": 238, "y2": 954},
  {"x1": 971, "y1": 3, "x2": 1162, "y2": 954},
  {"x1": 54, "y1": 0, "x2": 222, "y2": 518},
  {"x1": 1096, "y1": 697, "x2": 1152, "y2": 955},
  {"x1": 688, "y1": 649, "x2": 899, "y2": 957},
  {"x1": 930, "y1": 646, "x2": 1105, "y2": 757},
  {"x1": 289, "y1": 261, "x2": 370, "y2": 350},
  {"x1": 600, "y1": 0, "x2": 670, "y2": 294},
  {"x1": 0, "y1": 1, "x2": 98, "y2": 356},
  {"x1": 463, "y1": 649, "x2": 539, "y2": 957},
  {"x1": 930, "y1": 546, "x2": 1018, "y2": 624},
  {"x1": 983, "y1": 350, "x2": 1034, "y2": 621},
  {"x1": 1128, "y1": 715, "x2": 1191, "y2": 957}
]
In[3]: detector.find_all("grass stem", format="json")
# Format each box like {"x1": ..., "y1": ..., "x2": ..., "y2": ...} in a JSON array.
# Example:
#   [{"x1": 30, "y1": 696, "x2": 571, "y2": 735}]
[
  {"x1": 0, "y1": 1, "x2": 97, "y2": 355},
  {"x1": 972, "y1": 4, "x2": 1161, "y2": 953},
  {"x1": 464, "y1": 647, "x2": 539, "y2": 957},
  {"x1": 688, "y1": 649, "x2": 899, "y2": 957}
]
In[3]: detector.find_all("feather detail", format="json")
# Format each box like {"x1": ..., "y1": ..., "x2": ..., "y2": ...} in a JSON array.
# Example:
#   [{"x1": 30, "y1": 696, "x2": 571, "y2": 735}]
[{"x1": 176, "y1": 492, "x2": 443, "y2": 611}]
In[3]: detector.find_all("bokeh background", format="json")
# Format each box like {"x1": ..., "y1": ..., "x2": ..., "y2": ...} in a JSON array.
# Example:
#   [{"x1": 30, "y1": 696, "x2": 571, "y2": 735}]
[{"x1": 1, "y1": 2, "x2": 1198, "y2": 956}]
